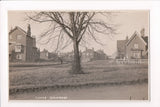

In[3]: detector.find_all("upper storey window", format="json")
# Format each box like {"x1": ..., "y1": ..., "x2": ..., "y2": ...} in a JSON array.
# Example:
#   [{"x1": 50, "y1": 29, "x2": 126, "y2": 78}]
[
  {"x1": 15, "y1": 45, "x2": 22, "y2": 52},
  {"x1": 134, "y1": 43, "x2": 138, "y2": 49}
]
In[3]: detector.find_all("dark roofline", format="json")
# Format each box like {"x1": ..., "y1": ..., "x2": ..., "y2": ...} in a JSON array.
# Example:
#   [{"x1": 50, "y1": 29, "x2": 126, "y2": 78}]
[
  {"x1": 126, "y1": 31, "x2": 147, "y2": 46},
  {"x1": 142, "y1": 36, "x2": 148, "y2": 44},
  {"x1": 9, "y1": 26, "x2": 35, "y2": 39},
  {"x1": 9, "y1": 26, "x2": 27, "y2": 35}
]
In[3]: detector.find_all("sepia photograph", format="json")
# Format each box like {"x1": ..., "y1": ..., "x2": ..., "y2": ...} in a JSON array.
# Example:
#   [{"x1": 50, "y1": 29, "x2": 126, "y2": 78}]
[{"x1": 8, "y1": 10, "x2": 149, "y2": 100}]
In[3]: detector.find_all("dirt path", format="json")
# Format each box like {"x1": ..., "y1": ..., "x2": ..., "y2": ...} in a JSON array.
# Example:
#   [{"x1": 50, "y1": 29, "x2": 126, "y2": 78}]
[{"x1": 10, "y1": 83, "x2": 148, "y2": 100}]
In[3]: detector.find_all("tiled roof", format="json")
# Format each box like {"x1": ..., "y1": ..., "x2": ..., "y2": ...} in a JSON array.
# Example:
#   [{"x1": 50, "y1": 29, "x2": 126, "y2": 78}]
[
  {"x1": 142, "y1": 36, "x2": 148, "y2": 44},
  {"x1": 9, "y1": 26, "x2": 27, "y2": 35},
  {"x1": 126, "y1": 31, "x2": 147, "y2": 46},
  {"x1": 142, "y1": 36, "x2": 148, "y2": 50},
  {"x1": 9, "y1": 26, "x2": 35, "y2": 40}
]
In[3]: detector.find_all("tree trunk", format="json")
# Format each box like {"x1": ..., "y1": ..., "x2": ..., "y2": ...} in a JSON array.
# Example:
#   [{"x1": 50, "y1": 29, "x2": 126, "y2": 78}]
[{"x1": 71, "y1": 39, "x2": 83, "y2": 74}]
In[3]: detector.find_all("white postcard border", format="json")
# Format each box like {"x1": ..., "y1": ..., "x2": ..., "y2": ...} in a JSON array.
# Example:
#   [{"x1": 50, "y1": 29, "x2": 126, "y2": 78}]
[{"x1": 1, "y1": 0, "x2": 160, "y2": 107}]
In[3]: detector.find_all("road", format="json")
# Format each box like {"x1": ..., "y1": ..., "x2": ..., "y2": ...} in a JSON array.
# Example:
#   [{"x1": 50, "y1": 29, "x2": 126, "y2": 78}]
[{"x1": 10, "y1": 83, "x2": 148, "y2": 100}]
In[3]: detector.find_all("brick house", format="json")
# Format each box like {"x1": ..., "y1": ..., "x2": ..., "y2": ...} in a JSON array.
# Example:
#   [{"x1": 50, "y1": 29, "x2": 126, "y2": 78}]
[
  {"x1": 96, "y1": 50, "x2": 108, "y2": 60},
  {"x1": 58, "y1": 48, "x2": 107, "y2": 63},
  {"x1": 39, "y1": 49, "x2": 59, "y2": 61},
  {"x1": 81, "y1": 48, "x2": 107, "y2": 62},
  {"x1": 9, "y1": 25, "x2": 40, "y2": 62},
  {"x1": 40, "y1": 49, "x2": 50, "y2": 60},
  {"x1": 117, "y1": 29, "x2": 148, "y2": 60},
  {"x1": 58, "y1": 51, "x2": 75, "y2": 62}
]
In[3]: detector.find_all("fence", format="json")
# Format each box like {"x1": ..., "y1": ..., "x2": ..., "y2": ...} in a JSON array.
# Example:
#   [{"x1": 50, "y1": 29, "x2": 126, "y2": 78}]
[{"x1": 116, "y1": 59, "x2": 148, "y2": 64}]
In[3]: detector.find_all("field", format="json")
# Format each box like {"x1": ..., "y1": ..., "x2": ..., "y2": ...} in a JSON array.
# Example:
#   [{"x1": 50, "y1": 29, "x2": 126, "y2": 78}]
[{"x1": 9, "y1": 60, "x2": 148, "y2": 100}]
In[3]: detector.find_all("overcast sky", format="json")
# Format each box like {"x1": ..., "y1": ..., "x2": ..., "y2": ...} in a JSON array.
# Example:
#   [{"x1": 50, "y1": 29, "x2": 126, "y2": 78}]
[{"x1": 8, "y1": 11, "x2": 149, "y2": 56}]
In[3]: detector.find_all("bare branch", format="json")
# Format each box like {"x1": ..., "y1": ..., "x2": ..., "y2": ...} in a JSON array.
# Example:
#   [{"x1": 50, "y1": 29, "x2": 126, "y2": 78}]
[
  {"x1": 27, "y1": 11, "x2": 117, "y2": 53},
  {"x1": 87, "y1": 25, "x2": 104, "y2": 46},
  {"x1": 55, "y1": 29, "x2": 63, "y2": 52},
  {"x1": 77, "y1": 12, "x2": 95, "y2": 43},
  {"x1": 26, "y1": 13, "x2": 53, "y2": 23}
]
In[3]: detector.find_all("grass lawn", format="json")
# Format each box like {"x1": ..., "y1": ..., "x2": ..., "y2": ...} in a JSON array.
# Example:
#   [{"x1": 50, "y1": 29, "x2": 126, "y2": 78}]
[{"x1": 9, "y1": 60, "x2": 148, "y2": 93}]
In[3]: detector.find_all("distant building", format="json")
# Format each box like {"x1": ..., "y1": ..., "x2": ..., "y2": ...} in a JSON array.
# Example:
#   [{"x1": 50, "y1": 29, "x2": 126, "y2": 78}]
[
  {"x1": 57, "y1": 48, "x2": 107, "y2": 63},
  {"x1": 58, "y1": 51, "x2": 74, "y2": 62},
  {"x1": 40, "y1": 49, "x2": 50, "y2": 60},
  {"x1": 96, "y1": 49, "x2": 108, "y2": 60},
  {"x1": 117, "y1": 29, "x2": 148, "y2": 60},
  {"x1": 48, "y1": 52, "x2": 59, "y2": 60},
  {"x1": 9, "y1": 25, "x2": 40, "y2": 62},
  {"x1": 81, "y1": 48, "x2": 107, "y2": 62},
  {"x1": 40, "y1": 49, "x2": 59, "y2": 61}
]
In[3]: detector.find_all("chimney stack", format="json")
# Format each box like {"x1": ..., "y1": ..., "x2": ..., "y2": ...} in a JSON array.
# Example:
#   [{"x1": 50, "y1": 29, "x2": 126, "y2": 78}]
[
  {"x1": 27, "y1": 24, "x2": 31, "y2": 36},
  {"x1": 140, "y1": 28, "x2": 145, "y2": 37}
]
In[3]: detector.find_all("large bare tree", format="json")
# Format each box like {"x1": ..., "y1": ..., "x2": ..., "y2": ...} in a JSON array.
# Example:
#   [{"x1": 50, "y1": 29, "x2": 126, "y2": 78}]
[{"x1": 27, "y1": 12, "x2": 115, "y2": 74}]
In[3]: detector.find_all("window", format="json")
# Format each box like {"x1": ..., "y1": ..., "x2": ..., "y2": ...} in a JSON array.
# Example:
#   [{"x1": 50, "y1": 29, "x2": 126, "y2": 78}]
[
  {"x1": 133, "y1": 52, "x2": 140, "y2": 58},
  {"x1": 134, "y1": 44, "x2": 138, "y2": 49},
  {"x1": 15, "y1": 45, "x2": 21, "y2": 52},
  {"x1": 17, "y1": 35, "x2": 22, "y2": 40},
  {"x1": 16, "y1": 54, "x2": 22, "y2": 59}
]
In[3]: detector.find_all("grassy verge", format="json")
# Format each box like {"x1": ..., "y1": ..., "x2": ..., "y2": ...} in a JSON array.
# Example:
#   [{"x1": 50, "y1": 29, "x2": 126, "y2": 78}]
[{"x1": 9, "y1": 60, "x2": 148, "y2": 94}]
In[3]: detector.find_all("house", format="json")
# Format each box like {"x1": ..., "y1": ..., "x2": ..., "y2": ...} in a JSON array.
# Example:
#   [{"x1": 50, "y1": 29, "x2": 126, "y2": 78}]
[
  {"x1": 117, "y1": 28, "x2": 148, "y2": 60},
  {"x1": 96, "y1": 49, "x2": 108, "y2": 60},
  {"x1": 48, "y1": 52, "x2": 59, "y2": 60},
  {"x1": 40, "y1": 50, "x2": 71, "y2": 62},
  {"x1": 57, "y1": 48, "x2": 107, "y2": 63},
  {"x1": 81, "y1": 48, "x2": 96, "y2": 62},
  {"x1": 81, "y1": 48, "x2": 107, "y2": 62},
  {"x1": 9, "y1": 24, "x2": 40, "y2": 62},
  {"x1": 40, "y1": 49, "x2": 50, "y2": 60},
  {"x1": 58, "y1": 51, "x2": 75, "y2": 62},
  {"x1": 40, "y1": 49, "x2": 59, "y2": 61}
]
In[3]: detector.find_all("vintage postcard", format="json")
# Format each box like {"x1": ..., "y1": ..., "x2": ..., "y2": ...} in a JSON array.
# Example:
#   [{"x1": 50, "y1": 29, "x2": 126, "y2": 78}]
[{"x1": 8, "y1": 10, "x2": 149, "y2": 100}]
